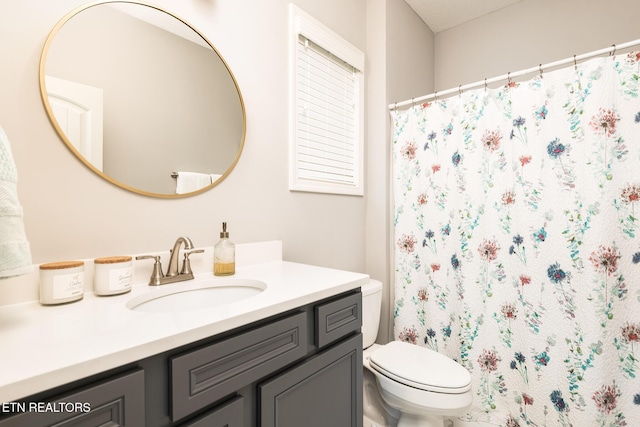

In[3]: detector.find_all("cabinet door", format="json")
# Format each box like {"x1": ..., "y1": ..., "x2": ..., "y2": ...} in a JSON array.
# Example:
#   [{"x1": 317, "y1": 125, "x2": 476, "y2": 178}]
[
  {"x1": 259, "y1": 334, "x2": 362, "y2": 427},
  {"x1": 0, "y1": 369, "x2": 144, "y2": 427}
]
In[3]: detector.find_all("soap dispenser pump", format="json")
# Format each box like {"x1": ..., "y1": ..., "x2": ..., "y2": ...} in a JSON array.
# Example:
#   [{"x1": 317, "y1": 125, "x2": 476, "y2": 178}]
[{"x1": 214, "y1": 222, "x2": 235, "y2": 276}]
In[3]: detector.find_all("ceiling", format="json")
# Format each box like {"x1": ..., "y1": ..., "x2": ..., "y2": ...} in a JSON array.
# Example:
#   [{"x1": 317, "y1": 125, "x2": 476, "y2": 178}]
[{"x1": 405, "y1": 0, "x2": 525, "y2": 33}]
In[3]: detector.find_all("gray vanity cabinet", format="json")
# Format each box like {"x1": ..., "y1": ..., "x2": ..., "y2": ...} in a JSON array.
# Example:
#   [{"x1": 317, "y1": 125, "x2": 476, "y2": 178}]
[
  {"x1": 0, "y1": 290, "x2": 362, "y2": 427},
  {"x1": 169, "y1": 290, "x2": 363, "y2": 427}
]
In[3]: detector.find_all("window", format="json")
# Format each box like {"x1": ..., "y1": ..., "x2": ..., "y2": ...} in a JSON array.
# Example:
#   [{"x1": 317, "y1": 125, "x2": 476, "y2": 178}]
[{"x1": 289, "y1": 4, "x2": 365, "y2": 196}]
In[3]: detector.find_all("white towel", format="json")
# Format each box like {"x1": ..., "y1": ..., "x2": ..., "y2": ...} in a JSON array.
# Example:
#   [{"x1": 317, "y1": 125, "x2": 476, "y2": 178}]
[
  {"x1": 175, "y1": 171, "x2": 212, "y2": 194},
  {"x1": 0, "y1": 127, "x2": 32, "y2": 278}
]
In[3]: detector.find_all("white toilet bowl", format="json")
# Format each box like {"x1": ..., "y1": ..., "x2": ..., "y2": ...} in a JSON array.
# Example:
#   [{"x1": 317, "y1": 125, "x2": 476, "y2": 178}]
[
  {"x1": 368, "y1": 341, "x2": 472, "y2": 427},
  {"x1": 361, "y1": 280, "x2": 472, "y2": 427}
]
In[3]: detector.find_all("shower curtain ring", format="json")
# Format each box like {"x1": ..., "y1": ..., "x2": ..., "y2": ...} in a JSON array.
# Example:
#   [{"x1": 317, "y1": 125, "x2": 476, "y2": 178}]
[
  {"x1": 573, "y1": 55, "x2": 578, "y2": 71},
  {"x1": 484, "y1": 78, "x2": 487, "y2": 91},
  {"x1": 458, "y1": 85, "x2": 462, "y2": 96},
  {"x1": 610, "y1": 44, "x2": 617, "y2": 58},
  {"x1": 539, "y1": 64, "x2": 543, "y2": 77}
]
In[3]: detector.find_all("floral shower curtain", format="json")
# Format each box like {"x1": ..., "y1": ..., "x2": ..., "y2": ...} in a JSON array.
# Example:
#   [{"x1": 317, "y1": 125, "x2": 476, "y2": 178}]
[{"x1": 392, "y1": 52, "x2": 640, "y2": 427}]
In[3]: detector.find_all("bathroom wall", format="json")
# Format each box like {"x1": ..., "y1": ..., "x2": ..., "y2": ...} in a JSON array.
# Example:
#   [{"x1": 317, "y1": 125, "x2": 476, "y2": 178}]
[
  {"x1": 7, "y1": 0, "x2": 630, "y2": 346},
  {"x1": 0, "y1": 0, "x2": 373, "y2": 286},
  {"x1": 434, "y1": 0, "x2": 640, "y2": 90}
]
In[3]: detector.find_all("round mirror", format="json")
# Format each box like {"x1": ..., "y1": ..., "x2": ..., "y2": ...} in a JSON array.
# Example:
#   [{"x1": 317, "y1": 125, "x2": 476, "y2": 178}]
[{"x1": 39, "y1": 1, "x2": 246, "y2": 197}]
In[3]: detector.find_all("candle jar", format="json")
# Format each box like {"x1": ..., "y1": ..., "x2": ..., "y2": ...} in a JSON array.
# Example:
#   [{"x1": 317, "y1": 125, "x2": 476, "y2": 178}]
[
  {"x1": 94, "y1": 256, "x2": 133, "y2": 296},
  {"x1": 39, "y1": 261, "x2": 85, "y2": 305}
]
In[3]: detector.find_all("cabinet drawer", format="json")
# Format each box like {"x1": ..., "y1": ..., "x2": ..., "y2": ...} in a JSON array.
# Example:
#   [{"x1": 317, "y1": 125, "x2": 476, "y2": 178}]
[
  {"x1": 0, "y1": 369, "x2": 144, "y2": 427},
  {"x1": 180, "y1": 395, "x2": 244, "y2": 427},
  {"x1": 171, "y1": 311, "x2": 307, "y2": 422},
  {"x1": 315, "y1": 292, "x2": 361, "y2": 348}
]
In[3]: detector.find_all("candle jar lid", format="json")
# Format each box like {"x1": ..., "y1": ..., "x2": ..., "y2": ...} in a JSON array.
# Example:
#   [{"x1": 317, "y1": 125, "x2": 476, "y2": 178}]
[
  {"x1": 40, "y1": 261, "x2": 84, "y2": 270},
  {"x1": 94, "y1": 256, "x2": 132, "y2": 264}
]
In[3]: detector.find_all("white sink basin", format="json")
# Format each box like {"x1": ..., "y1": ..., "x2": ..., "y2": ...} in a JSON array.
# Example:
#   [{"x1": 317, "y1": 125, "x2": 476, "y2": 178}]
[{"x1": 126, "y1": 277, "x2": 267, "y2": 312}]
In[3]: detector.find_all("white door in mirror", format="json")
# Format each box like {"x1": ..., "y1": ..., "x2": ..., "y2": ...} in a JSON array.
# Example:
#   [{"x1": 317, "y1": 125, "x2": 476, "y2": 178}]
[{"x1": 46, "y1": 75, "x2": 104, "y2": 171}]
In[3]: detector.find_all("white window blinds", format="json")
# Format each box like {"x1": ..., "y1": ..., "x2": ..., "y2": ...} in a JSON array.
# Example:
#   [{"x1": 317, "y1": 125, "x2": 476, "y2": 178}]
[
  {"x1": 289, "y1": 5, "x2": 364, "y2": 195},
  {"x1": 296, "y1": 36, "x2": 357, "y2": 185}
]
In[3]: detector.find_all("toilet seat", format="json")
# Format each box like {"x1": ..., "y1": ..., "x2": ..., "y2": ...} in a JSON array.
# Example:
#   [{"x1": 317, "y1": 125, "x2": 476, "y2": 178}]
[{"x1": 369, "y1": 341, "x2": 471, "y2": 394}]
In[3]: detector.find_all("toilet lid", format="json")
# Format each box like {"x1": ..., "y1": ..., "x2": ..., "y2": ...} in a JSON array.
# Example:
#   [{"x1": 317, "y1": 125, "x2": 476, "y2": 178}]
[{"x1": 369, "y1": 341, "x2": 471, "y2": 393}]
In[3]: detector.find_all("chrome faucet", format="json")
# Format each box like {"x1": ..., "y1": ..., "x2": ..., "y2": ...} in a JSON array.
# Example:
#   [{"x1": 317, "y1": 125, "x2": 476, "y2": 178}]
[{"x1": 136, "y1": 236, "x2": 203, "y2": 286}]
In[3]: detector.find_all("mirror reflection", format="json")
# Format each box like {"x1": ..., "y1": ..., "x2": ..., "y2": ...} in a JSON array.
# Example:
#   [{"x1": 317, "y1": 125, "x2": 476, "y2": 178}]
[{"x1": 40, "y1": 1, "x2": 245, "y2": 197}]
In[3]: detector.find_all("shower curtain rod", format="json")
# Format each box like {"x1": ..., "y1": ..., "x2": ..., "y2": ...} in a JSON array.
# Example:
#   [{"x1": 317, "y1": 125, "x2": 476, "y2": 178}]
[{"x1": 389, "y1": 38, "x2": 640, "y2": 110}]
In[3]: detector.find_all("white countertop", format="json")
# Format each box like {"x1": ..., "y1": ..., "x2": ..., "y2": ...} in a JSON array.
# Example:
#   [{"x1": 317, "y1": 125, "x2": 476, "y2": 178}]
[{"x1": 0, "y1": 260, "x2": 368, "y2": 403}]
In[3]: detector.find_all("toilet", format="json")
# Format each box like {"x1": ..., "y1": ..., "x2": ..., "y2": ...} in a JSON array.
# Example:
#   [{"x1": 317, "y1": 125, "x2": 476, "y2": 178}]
[{"x1": 362, "y1": 280, "x2": 473, "y2": 427}]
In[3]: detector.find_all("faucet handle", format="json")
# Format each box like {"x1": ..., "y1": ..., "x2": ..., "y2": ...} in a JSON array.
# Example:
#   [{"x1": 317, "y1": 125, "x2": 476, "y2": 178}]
[
  {"x1": 181, "y1": 249, "x2": 204, "y2": 275},
  {"x1": 136, "y1": 255, "x2": 165, "y2": 286}
]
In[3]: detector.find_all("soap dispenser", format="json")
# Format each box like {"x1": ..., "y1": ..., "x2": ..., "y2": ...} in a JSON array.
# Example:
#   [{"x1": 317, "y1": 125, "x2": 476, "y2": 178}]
[{"x1": 214, "y1": 222, "x2": 235, "y2": 276}]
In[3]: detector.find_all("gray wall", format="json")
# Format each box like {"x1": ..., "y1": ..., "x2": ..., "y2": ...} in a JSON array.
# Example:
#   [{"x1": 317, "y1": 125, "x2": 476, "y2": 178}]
[
  {"x1": 434, "y1": 0, "x2": 640, "y2": 91},
  {"x1": 0, "y1": 0, "x2": 370, "y2": 274}
]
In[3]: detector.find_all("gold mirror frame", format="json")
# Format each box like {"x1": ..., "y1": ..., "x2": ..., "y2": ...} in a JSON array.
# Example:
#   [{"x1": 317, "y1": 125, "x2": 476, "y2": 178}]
[{"x1": 39, "y1": 0, "x2": 246, "y2": 198}]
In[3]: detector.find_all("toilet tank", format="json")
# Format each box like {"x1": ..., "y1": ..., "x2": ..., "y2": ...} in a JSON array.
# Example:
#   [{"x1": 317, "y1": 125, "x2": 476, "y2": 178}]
[{"x1": 362, "y1": 279, "x2": 383, "y2": 348}]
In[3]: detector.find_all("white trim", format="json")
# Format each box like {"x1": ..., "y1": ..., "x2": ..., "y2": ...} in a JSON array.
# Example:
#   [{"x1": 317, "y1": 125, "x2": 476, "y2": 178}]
[{"x1": 288, "y1": 3, "x2": 365, "y2": 196}]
